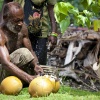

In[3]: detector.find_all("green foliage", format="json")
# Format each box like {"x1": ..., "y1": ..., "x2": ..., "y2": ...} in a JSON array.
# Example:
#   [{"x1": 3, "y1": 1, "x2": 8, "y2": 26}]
[
  {"x1": 87, "y1": 0, "x2": 93, "y2": 5},
  {"x1": 54, "y1": 0, "x2": 100, "y2": 33},
  {"x1": 93, "y1": 20, "x2": 100, "y2": 31},
  {"x1": 54, "y1": 2, "x2": 74, "y2": 23},
  {"x1": 54, "y1": 2, "x2": 92, "y2": 33},
  {"x1": 0, "y1": 0, "x2": 3, "y2": 11},
  {"x1": 60, "y1": 17, "x2": 70, "y2": 33}
]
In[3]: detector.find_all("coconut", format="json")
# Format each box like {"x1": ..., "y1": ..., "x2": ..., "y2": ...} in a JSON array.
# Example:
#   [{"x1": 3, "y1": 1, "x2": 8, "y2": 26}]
[
  {"x1": 28, "y1": 76, "x2": 53, "y2": 97},
  {"x1": 44, "y1": 75, "x2": 60, "y2": 93},
  {"x1": 0, "y1": 76, "x2": 23, "y2": 95}
]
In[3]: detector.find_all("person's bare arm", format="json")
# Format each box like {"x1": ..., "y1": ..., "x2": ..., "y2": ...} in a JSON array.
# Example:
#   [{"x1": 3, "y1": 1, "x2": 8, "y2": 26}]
[
  {"x1": 47, "y1": 4, "x2": 57, "y2": 33},
  {"x1": 47, "y1": 4, "x2": 58, "y2": 50},
  {"x1": 21, "y1": 24, "x2": 43, "y2": 74},
  {"x1": 0, "y1": 34, "x2": 35, "y2": 83}
]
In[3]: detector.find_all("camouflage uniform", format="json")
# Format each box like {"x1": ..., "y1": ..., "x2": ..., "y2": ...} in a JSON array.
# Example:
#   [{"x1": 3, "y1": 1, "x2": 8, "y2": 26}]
[
  {"x1": 13, "y1": 0, "x2": 57, "y2": 65},
  {"x1": 14, "y1": 0, "x2": 57, "y2": 37}
]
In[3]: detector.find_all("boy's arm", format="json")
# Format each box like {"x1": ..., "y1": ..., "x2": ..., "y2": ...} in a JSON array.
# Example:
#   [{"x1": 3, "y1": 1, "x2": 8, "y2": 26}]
[{"x1": 47, "y1": 4, "x2": 58, "y2": 50}]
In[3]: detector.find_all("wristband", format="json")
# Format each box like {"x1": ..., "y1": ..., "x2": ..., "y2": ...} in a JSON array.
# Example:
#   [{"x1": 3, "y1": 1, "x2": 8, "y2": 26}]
[{"x1": 50, "y1": 32, "x2": 58, "y2": 37}]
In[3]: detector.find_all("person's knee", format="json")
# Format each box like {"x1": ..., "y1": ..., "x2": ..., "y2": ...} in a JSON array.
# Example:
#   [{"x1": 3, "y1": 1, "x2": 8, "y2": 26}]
[
  {"x1": 10, "y1": 48, "x2": 34, "y2": 66},
  {"x1": 20, "y1": 48, "x2": 34, "y2": 61}
]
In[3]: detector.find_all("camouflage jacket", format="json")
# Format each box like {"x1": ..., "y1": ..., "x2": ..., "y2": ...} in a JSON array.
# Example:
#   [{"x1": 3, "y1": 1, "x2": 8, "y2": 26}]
[{"x1": 14, "y1": 0, "x2": 57, "y2": 37}]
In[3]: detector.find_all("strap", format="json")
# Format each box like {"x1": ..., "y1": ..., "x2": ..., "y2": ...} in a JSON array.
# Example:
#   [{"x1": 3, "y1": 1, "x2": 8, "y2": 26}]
[{"x1": 30, "y1": 0, "x2": 47, "y2": 18}]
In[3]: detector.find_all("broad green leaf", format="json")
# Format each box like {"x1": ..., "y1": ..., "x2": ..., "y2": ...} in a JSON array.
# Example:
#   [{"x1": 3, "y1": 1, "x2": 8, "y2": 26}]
[
  {"x1": 54, "y1": 12, "x2": 60, "y2": 23},
  {"x1": 54, "y1": 13, "x2": 67, "y2": 23},
  {"x1": 75, "y1": 15, "x2": 88, "y2": 26},
  {"x1": 93, "y1": 20, "x2": 100, "y2": 31},
  {"x1": 85, "y1": 19, "x2": 91, "y2": 28},
  {"x1": 83, "y1": 10, "x2": 93, "y2": 17},
  {"x1": 54, "y1": 2, "x2": 74, "y2": 15},
  {"x1": 54, "y1": 3, "x2": 59, "y2": 13},
  {"x1": 77, "y1": 15, "x2": 87, "y2": 25},
  {"x1": 54, "y1": 2, "x2": 74, "y2": 23},
  {"x1": 60, "y1": 17, "x2": 70, "y2": 34},
  {"x1": 87, "y1": 0, "x2": 93, "y2": 6},
  {"x1": 54, "y1": 3, "x2": 67, "y2": 15},
  {"x1": 68, "y1": 7, "x2": 79, "y2": 16}
]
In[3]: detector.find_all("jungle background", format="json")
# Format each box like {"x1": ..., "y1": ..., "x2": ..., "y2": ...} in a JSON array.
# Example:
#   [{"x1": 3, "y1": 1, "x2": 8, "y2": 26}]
[
  {"x1": 47, "y1": 0, "x2": 100, "y2": 92},
  {"x1": 1, "y1": 0, "x2": 100, "y2": 100}
]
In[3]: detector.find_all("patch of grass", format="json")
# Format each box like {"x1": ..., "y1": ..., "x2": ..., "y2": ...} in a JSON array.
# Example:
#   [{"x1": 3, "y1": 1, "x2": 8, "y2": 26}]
[{"x1": 0, "y1": 85, "x2": 100, "y2": 100}]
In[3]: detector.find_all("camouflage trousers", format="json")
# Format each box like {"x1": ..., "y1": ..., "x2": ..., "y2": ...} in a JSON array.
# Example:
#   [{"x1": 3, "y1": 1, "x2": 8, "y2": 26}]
[{"x1": 0, "y1": 48, "x2": 34, "y2": 83}]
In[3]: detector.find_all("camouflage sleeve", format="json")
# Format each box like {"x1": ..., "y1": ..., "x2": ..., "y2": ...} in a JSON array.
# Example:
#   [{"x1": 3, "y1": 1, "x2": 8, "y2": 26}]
[
  {"x1": 47, "y1": 0, "x2": 57, "y2": 5},
  {"x1": 14, "y1": 0, "x2": 25, "y2": 8}
]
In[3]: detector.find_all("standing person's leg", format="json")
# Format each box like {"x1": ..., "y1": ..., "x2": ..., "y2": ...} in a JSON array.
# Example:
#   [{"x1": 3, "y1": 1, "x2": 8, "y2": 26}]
[
  {"x1": 34, "y1": 37, "x2": 47, "y2": 65},
  {"x1": 29, "y1": 34, "x2": 47, "y2": 65}
]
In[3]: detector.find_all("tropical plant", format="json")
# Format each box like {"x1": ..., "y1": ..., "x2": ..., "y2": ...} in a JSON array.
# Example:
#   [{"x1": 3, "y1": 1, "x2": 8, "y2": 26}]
[{"x1": 54, "y1": 0, "x2": 100, "y2": 33}]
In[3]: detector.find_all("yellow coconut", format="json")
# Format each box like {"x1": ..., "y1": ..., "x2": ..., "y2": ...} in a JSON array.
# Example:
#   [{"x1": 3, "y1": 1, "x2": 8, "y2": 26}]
[
  {"x1": 44, "y1": 75, "x2": 60, "y2": 93},
  {"x1": 0, "y1": 76, "x2": 23, "y2": 95},
  {"x1": 28, "y1": 76, "x2": 53, "y2": 97},
  {"x1": 52, "y1": 79, "x2": 60, "y2": 93}
]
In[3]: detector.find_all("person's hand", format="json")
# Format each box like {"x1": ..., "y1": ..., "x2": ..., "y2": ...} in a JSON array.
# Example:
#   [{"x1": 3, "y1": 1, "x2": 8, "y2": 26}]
[
  {"x1": 27, "y1": 75, "x2": 37, "y2": 83},
  {"x1": 48, "y1": 35, "x2": 57, "y2": 45},
  {"x1": 48, "y1": 32, "x2": 58, "y2": 51},
  {"x1": 34, "y1": 64, "x2": 44, "y2": 75}
]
